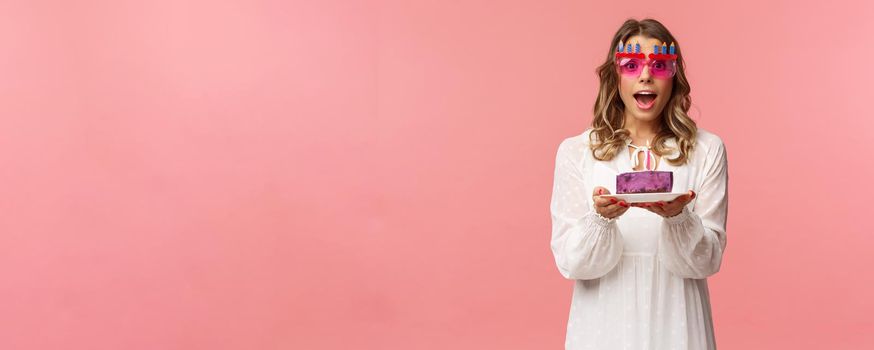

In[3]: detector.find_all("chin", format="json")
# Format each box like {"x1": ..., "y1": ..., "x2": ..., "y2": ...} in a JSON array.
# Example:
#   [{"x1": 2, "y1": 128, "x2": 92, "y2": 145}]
[{"x1": 630, "y1": 110, "x2": 662, "y2": 121}]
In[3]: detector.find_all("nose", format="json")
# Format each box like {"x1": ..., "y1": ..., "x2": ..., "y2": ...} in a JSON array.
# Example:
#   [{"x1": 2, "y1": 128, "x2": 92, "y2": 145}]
[{"x1": 638, "y1": 64, "x2": 653, "y2": 83}]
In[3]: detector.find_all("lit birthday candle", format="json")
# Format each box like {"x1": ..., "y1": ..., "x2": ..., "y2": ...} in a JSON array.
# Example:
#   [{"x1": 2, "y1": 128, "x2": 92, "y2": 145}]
[
  {"x1": 635, "y1": 43, "x2": 640, "y2": 53},
  {"x1": 654, "y1": 44, "x2": 660, "y2": 55},
  {"x1": 662, "y1": 42, "x2": 668, "y2": 55},
  {"x1": 626, "y1": 44, "x2": 632, "y2": 53},
  {"x1": 617, "y1": 41, "x2": 622, "y2": 52},
  {"x1": 669, "y1": 42, "x2": 676, "y2": 55}
]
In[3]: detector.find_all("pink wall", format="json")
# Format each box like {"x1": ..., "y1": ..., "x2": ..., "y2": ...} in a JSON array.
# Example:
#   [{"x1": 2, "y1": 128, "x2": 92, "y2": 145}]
[{"x1": 1, "y1": 0, "x2": 872, "y2": 349}]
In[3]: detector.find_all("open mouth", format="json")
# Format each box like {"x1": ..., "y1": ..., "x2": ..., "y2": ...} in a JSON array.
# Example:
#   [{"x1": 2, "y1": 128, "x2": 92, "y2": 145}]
[{"x1": 633, "y1": 92, "x2": 657, "y2": 110}]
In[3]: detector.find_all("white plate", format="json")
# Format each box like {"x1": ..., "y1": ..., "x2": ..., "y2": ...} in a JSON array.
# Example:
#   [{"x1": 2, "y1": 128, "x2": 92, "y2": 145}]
[{"x1": 597, "y1": 192, "x2": 688, "y2": 204}]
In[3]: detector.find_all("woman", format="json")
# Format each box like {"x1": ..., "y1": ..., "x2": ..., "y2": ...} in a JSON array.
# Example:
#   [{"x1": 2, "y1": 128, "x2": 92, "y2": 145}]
[{"x1": 550, "y1": 18, "x2": 729, "y2": 349}]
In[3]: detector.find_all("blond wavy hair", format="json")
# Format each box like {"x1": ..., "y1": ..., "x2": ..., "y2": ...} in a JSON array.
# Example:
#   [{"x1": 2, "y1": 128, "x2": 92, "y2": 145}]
[{"x1": 589, "y1": 18, "x2": 697, "y2": 166}]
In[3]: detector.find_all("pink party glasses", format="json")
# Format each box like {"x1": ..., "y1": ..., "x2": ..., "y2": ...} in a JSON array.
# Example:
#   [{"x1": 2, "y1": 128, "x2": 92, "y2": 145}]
[
  {"x1": 616, "y1": 57, "x2": 676, "y2": 79},
  {"x1": 615, "y1": 41, "x2": 678, "y2": 79}
]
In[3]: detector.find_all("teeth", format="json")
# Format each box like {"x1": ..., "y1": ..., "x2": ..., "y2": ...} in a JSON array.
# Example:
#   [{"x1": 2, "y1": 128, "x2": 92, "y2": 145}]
[{"x1": 635, "y1": 91, "x2": 656, "y2": 95}]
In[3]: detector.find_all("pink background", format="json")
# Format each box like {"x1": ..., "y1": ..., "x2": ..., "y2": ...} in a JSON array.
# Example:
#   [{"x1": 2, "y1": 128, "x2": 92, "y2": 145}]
[{"x1": 1, "y1": 0, "x2": 872, "y2": 349}]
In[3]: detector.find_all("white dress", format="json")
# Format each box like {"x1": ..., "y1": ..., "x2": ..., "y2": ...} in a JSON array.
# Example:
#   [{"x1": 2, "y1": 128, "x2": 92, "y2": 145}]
[{"x1": 550, "y1": 127, "x2": 729, "y2": 350}]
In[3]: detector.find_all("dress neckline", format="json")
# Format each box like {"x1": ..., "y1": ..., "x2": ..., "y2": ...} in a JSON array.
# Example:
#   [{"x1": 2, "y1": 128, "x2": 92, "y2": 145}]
[
  {"x1": 623, "y1": 138, "x2": 660, "y2": 172},
  {"x1": 620, "y1": 137, "x2": 682, "y2": 172}
]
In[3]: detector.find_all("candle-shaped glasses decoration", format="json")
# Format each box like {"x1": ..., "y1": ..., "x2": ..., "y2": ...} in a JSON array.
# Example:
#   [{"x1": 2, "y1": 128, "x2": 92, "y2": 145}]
[
  {"x1": 616, "y1": 40, "x2": 677, "y2": 62},
  {"x1": 637, "y1": 41, "x2": 678, "y2": 61},
  {"x1": 616, "y1": 40, "x2": 646, "y2": 59}
]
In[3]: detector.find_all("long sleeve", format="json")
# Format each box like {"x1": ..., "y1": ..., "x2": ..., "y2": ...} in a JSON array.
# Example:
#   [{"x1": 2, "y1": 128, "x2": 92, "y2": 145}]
[
  {"x1": 657, "y1": 138, "x2": 729, "y2": 279},
  {"x1": 550, "y1": 138, "x2": 624, "y2": 280}
]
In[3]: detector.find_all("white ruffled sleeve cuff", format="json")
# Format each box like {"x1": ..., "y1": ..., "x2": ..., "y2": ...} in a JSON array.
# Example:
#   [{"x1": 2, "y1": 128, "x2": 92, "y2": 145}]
[{"x1": 663, "y1": 205, "x2": 693, "y2": 225}]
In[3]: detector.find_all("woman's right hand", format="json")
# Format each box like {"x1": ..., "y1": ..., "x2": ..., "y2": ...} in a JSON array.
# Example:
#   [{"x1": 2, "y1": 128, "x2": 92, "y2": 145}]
[{"x1": 592, "y1": 187, "x2": 630, "y2": 219}]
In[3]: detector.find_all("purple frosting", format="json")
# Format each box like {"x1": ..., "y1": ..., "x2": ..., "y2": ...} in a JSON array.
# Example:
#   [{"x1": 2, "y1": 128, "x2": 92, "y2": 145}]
[{"x1": 616, "y1": 171, "x2": 673, "y2": 194}]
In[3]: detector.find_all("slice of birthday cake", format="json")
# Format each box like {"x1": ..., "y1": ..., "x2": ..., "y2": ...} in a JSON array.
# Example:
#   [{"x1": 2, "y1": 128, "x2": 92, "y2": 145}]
[{"x1": 616, "y1": 170, "x2": 673, "y2": 194}]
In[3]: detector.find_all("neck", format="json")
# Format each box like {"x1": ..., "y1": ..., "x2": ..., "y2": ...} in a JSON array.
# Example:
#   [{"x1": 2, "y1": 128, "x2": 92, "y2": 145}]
[{"x1": 623, "y1": 113, "x2": 663, "y2": 141}]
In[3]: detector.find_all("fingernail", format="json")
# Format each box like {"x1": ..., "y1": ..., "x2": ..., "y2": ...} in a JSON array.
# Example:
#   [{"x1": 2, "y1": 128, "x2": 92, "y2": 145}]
[
  {"x1": 690, "y1": 191, "x2": 696, "y2": 199},
  {"x1": 610, "y1": 198, "x2": 617, "y2": 203},
  {"x1": 599, "y1": 189, "x2": 603, "y2": 195},
  {"x1": 619, "y1": 201, "x2": 627, "y2": 207}
]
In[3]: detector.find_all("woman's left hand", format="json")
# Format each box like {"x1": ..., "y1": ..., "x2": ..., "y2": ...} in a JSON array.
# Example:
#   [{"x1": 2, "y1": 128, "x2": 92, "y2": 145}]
[{"x1": 630, "y1": 190, "x2": 696, "y2": 218}]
